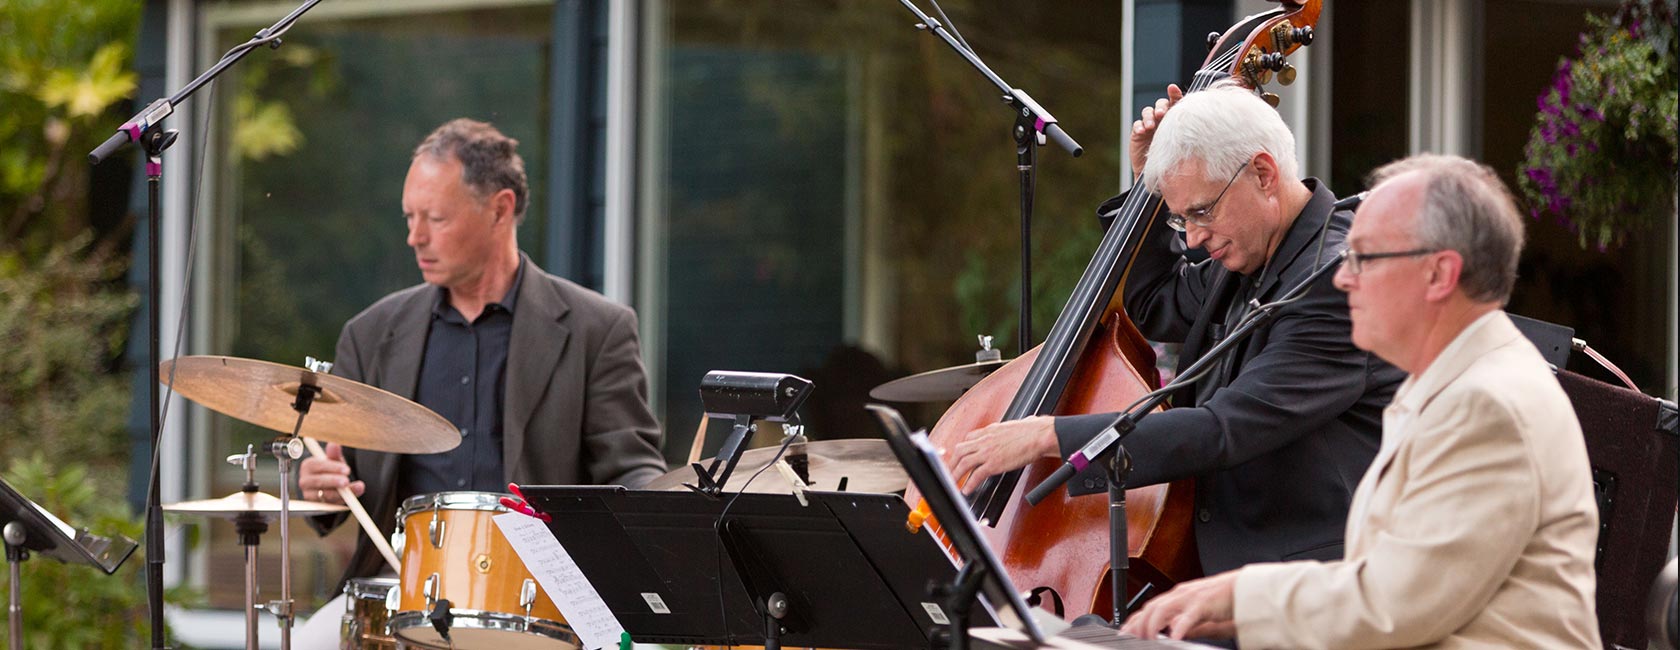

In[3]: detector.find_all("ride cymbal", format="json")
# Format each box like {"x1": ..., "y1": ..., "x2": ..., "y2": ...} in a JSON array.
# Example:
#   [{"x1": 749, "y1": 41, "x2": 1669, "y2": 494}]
[{"x1": 159, "y1": 355, "x2": 459, "y2": 454}]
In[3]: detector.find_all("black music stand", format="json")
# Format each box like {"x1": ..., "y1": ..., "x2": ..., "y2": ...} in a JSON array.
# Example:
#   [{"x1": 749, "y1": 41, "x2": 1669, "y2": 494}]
[
  {"x1": 518, "y1": 486, "x2": 997, "y2": 650},
  {"x1": 2, "y1": 475, "x2": 138, "y2": 649},
  {"x1": 865, "y1": 405, "x2": 1047, "y2": 650}
]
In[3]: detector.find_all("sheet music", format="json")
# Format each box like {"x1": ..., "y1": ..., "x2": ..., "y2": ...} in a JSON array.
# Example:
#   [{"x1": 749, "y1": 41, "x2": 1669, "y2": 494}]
[{"x1": 493, "y1": 512, "x2": 626, "y2": 650}]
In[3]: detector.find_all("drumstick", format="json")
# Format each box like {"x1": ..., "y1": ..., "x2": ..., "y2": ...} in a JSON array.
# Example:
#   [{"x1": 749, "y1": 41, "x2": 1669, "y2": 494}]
[
  {"x1": 300, "y1": 436, "x2": 401, "y2": 573},
  {"x1": 687, "y1": 414, "x2": 709, "y2": 466}
]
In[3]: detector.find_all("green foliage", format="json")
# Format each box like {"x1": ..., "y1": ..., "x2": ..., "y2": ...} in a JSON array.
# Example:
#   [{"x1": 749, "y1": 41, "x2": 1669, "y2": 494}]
[
  {"x1": 0, "y1": 0, "x2": 141, "y2": 259},
  {"x1": 227, "y1": 44, "x2": 334, "y2": 162},
  {"x1": 1518, "y1": 0, "x2": 1679, "y2": 249},
  {"x1": 0, "y1": 455, "x2": 200, "y2": 649},
  {"x1": 0, "y1": 237, "x2": 137, "y2": 489}
]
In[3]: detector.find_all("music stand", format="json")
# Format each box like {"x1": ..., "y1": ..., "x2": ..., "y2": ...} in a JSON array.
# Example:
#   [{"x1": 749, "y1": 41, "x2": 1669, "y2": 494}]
[
  {"x1": 2, "y1": 475, "x2": 138, "y2": 649},
  {"x1": 865, "y1": 405, "x2": 1047, "y2": 649},
  {"x1": 519, "y1": 486, "x2": 998, "y2": 650}
]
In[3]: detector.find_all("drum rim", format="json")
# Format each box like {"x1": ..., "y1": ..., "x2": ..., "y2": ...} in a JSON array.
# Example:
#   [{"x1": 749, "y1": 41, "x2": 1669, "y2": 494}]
[
  {"x1": 397, "y1": 490, "x2": 512, "y2": 517},
  {"x1": 389, "y1": 608, "x2": 576, "y2": 644},
  {"x1": 343, "y1": 576, "x2": 401, "y2": 599}
]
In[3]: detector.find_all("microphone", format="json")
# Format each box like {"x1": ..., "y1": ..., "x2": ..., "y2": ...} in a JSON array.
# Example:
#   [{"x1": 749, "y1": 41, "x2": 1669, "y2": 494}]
[{"x1": 1333, "y1": 191, "x2": 1369, "y2": 211}]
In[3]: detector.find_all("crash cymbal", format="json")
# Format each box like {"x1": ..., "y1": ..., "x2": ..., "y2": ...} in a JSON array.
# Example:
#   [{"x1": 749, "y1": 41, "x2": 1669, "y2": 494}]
[
  {"x1": 164, "y1": 491, "x2": 348, "y2": 518},
  {"x1": 868, "y1": 359, "x2": 1008, "y2": 402},
  {"x1": 159, "y1": 355, "x2": 459, "y2": 454},
  {"x1": 644, "y1": 439, "x2": 908, "y2": 494}
]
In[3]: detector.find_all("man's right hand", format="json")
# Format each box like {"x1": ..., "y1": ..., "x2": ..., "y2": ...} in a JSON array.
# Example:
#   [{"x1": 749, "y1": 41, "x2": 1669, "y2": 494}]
[
  {"x1": 1130, "y1": 84, "x2": 1186, "y2": 177},
  {"x1": 298, "y1": 442, "x2": 365, "y2": 505}
]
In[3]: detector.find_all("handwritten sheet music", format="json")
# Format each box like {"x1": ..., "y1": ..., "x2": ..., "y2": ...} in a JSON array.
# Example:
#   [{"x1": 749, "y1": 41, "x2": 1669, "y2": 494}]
[{"x1": 493, "y1": 512, "x2": 626, "y2": 650}]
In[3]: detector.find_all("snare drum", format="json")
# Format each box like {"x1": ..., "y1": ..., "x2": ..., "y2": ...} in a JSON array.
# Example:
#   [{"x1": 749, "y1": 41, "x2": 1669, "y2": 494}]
[
  {"x1": 389, "y1": 491, "x2": 577, "y2": 649},
  {"x1": 340, "y1": 577, "x2": 400, "y2": 650}
]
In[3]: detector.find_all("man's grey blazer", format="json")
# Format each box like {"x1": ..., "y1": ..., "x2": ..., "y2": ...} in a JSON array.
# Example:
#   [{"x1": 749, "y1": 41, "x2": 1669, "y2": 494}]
[{"x1": 312, "y1": 255, "x2": 666, "y2": 586}]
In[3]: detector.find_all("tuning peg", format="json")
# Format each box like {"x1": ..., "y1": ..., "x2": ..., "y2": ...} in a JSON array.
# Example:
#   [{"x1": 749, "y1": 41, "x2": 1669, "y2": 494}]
[
  {"x1": 1292, "y1": 26, "x2": 1314, "y2": 46},
  {"x1": 1206, "y1": 31, "x2": 1222, "y2": 51},
  {"x1": 1278, "y1": 63, "x2": 1298, "y2": 86},
  {"x1": 1261, "y1": 92, "x2": 1281, "y2": 108},
  {"x1": 1260, "y1": 52, "x2": 1287, "y2": 72}
]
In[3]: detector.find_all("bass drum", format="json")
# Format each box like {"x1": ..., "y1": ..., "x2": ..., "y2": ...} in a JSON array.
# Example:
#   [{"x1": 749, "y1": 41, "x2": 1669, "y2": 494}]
[{"x1": 389, "y1": 491, "x2": 578, "y2": 649}]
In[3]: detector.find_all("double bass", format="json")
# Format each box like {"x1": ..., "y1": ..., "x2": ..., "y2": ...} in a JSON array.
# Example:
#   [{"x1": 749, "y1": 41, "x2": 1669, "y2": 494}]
[{"x1": 905, "y1": 1, "x2": 1326, "y2": 620}]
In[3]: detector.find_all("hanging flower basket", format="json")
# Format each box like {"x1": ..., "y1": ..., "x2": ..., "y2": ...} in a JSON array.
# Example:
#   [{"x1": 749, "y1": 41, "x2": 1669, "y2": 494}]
[{"x1": 1518, "y1": 0, "x2": 1678, "y2": 249}]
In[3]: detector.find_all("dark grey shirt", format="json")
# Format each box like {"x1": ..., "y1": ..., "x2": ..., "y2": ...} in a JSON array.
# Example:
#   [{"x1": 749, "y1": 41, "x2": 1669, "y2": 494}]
[{"x1": 398, "y1": 263, "x2": 525, "y2": 498}]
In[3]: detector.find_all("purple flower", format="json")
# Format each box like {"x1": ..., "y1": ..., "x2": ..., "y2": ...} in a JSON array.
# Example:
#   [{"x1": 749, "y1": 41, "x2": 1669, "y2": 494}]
[{"x1": 1630, "y1": 18, "x2": 1642, "y2": 39}]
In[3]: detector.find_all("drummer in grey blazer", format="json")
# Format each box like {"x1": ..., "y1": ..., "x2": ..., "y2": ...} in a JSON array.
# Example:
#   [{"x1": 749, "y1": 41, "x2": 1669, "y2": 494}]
[{"x1": 297, "y1": 118, "x2": 666, "y2": 595}]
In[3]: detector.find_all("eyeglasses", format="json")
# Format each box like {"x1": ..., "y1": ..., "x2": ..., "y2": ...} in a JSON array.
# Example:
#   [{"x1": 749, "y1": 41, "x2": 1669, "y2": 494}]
[
  {"x1": 1166, "y1": 160, "x2": 1249, "y2": 232},
  {"x1": 1343, "y1": 248, "x2": 1440, "y2": 275}
]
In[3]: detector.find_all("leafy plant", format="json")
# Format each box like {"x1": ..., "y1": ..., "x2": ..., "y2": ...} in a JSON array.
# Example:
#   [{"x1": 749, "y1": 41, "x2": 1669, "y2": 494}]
[
  {"x1": 0, "y1": 454, "x2": 198, "y2": 649},
  {"x1": 0, "y1": 0, "x2": 141, "y2": 259},
  {"x1": 1518, "y1": 0, "x2": 1679, "y2": 249},
  {"x1": 0, "y1": 237, "x2": 137, "y2": 487}
]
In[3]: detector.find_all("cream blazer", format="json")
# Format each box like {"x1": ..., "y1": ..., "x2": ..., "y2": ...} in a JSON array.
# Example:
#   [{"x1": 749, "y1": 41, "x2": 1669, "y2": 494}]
[{"x1": 1230, "y1": 311, "x2": 1601, "y2": 649}]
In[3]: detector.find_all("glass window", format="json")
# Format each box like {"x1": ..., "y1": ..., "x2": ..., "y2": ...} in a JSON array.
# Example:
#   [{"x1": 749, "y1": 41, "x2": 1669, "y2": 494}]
[
  {"x1": 1328, "y1": 2, "x2": 1409, "y2": 191},
  {"x1": 638, "y1": 1, "x2": 1127, "y2": 460},
  {"x1": 199, "y1": 1, "x2": 555, "y2": 610}
]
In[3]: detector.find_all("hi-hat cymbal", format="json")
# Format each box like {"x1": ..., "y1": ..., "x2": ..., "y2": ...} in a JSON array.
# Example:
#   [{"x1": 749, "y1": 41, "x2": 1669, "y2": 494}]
[
  {"x1": 644, "y1": 439, "x2": 908, "y2": 494},
  {"x1": 164, "y1": 491, "x2": 349, "y2": 519},
  {"x1": 868, "y1": 359, "x2": 1008, "y2": 402},
  {"x1": 160, "y1": 355, "x2": 459, "y2": 454}
]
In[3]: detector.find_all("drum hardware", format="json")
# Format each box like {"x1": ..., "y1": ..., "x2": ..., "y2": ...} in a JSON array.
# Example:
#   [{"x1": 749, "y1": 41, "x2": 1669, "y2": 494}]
[
  {"x1": 427, "y1": 600, "x2": 455, "y2": 645},
  {"x1": 869, "y1": 336, "x2": 1010, "y2": 403},
  {"x1": 428, "y1": 506, "x2": 446, "y2": 549},
  {"x1": 340, "y1": 576, "x2": 400, "y2": 650},
  {"x1": 519, "y1": 579, "x2": 537, "y2": 621},
  {"x1": 390, "y1": 491, "x2": 576, "y2": 649},
  {"x1": 422, "y1": 574, "x2": 440, "y2": 609},
  {"x1": 160, "y1": 355, "x2": 459, "y2": 650},
  {"x1": 162, "y1": 445, "x2": 349, "y2": 650}
]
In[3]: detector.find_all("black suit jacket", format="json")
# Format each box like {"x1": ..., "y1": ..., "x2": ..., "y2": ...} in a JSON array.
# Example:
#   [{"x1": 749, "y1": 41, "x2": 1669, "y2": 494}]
[
  {"x1": 312, "y1": 255, "x2": 667, "y2": 585},
  {"x1": 1055, "y1": 180, "x2": 1402, "y2": 575}
]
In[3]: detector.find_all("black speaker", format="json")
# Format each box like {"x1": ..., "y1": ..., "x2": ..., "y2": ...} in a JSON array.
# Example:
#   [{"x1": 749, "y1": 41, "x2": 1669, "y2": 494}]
[{"x1": 1557, "y1": 370, "x2": 1678, "y2": 650}]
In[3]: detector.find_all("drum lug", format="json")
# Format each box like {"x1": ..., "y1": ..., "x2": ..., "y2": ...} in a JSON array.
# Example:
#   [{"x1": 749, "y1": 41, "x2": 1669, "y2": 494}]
[
  {"x1": 428, "y1": 517, "x2": 446, "y2": 549},
  {"x1": 423, "y1": 573, "x2": 440, "y2": 610},
  {"x1": 520, "y1": 578, "x2": 537, "y2": 618},
  {"x1": 384, "y1": 584, "x2": 400, "y2": 635}
]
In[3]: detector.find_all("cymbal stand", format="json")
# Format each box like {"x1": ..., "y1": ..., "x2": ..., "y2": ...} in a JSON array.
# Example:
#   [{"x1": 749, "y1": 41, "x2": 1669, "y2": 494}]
[
  {"x1": 5, "y1": 522, "x2": 26, "y2": 650},
  {"x1": 226, "y1": 446, "x2": 269, "y2": 650},
  {"x1": 265, "y1": 382, "x2": 316, "y2": 650}
]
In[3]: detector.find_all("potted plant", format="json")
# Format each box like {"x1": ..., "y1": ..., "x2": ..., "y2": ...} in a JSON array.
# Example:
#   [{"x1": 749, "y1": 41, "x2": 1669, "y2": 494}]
[{"x1": 1518, "y1": 0, "x2": 1678, "y2": 249}]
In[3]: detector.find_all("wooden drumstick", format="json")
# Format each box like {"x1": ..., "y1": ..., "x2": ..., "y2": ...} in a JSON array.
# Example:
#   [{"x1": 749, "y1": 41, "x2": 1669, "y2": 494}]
[
  {"x1": 687, "y1": 414, "x2": 710, "y2": 466},
  {"x1": 300, "y1": 436, "x2": 401, "y2": 573}
]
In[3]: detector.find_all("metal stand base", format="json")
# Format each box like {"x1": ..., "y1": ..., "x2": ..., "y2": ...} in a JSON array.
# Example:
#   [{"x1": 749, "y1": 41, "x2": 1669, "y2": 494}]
[{"x1": 5, "y1": 522, "x2": 26, "y2": 650}]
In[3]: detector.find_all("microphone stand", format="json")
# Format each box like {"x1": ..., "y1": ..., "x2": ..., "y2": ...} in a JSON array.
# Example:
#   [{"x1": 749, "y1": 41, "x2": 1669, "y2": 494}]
[
  {"x1": 87, "y1": 2, "x2": 325, "y2": 647},
  {"x1": 895, "y1": 0, "x2": 1083, "y2": 355},
  {"x1": 1024, "y1": 250, "x2": 1348, "y2": 625}
]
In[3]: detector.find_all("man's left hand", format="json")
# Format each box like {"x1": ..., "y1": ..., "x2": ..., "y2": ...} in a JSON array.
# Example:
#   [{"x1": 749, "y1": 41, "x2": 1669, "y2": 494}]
[
  {"x1": 946, "y1": 416, "x2": 1060, "y2": 486},
  {"x1": 1120, "y1": 571, "x2": 1239, "y2": 642}
]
